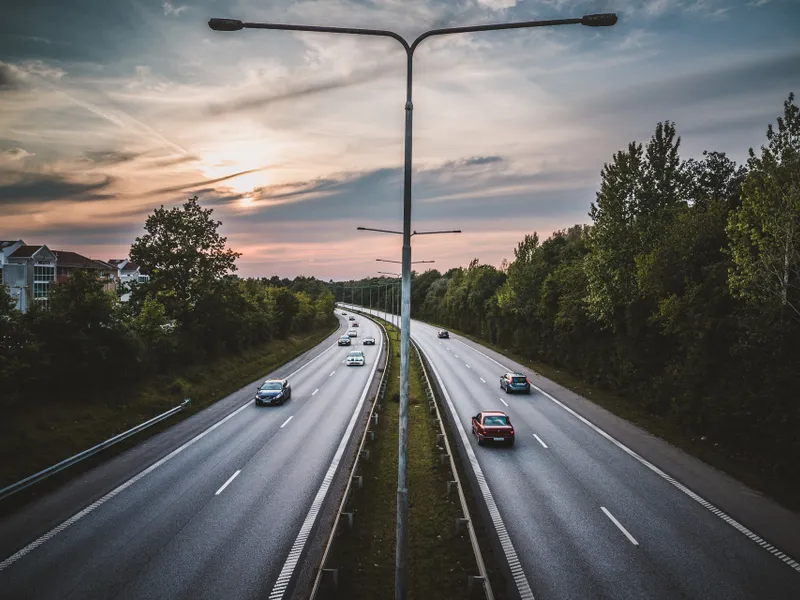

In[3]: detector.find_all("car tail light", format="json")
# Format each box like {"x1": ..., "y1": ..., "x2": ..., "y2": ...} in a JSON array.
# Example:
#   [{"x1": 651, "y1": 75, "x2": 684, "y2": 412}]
[{"x1": 526, "y1": 378, "x2": 531, "y2": 384}]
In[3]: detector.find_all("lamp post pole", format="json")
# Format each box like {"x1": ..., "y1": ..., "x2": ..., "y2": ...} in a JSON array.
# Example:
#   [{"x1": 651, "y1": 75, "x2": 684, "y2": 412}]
[{"x1": 209, "y1": 13, "x2": 618, "y2": 598}]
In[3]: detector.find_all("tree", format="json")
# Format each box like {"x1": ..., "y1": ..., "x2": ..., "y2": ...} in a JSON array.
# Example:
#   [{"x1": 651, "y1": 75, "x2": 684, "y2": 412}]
[
  {"x1": 727, "y1": 93, "x2": 800, "y2": 321},
  {"x1": 130, "y1": 196, "x2": 241, "y2": 318}
]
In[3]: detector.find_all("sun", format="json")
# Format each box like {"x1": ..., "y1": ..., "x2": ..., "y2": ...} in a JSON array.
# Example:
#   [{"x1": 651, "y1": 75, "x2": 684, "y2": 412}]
[{"x1": 199, "y1": 142, "x2": 275, "y2": 194}]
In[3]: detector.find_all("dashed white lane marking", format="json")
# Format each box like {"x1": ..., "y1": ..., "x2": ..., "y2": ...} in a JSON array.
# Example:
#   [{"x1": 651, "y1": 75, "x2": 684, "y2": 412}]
[
  {"x1": 451, "y1": 338, "x2": 800, "y2": 573},
  {"x1": 280, "y1": 416, "x2": 293, "y2": 429},
  {"x1": 312, "y1": 389, "x2": 319, "y2": 396},
  {"x1": 602, "y1": 507, "x2": 639, "y2": 546},
  {"x1": 268, "y1": 316, "x2": 385, "y2": 599},
  {"x1": 0, "y1": 338, "x2": 341, "y2": 571},
  {"x1": 329, "y1": 371, "x2": 335, "y2": 377},
  {"x1": 499, "y1": 397, "x2": 509, "y2": 407},
  {"x1": 533, "y1": 434, "x2": 548, "y2": 449},
  {"x1": 465, "y1": 364, "x2": 471, "y2": 369},
  {"x1": 480, "y1": 377, "x2": 486, "y2": 383},
  {"x1": 215, "y1": 470, "x2": 241, "y2": 496}
]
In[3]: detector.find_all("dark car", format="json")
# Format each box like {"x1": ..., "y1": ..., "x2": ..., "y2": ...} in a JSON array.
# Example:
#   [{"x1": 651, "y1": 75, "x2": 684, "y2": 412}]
[
  {"x1": 471, "y1": 411, "x2": 515, "y2": 446},
  {"x1": 255, "y1": 379, "x2": 291, "y2": 406},
  {"x1": 500, "y1": 372, "x2": 531, "y2": 394},
  {"x1": 437, "y1": 330, "x2": 449, "y2": 338},
  {"x1": 349, "y1": 316, "x2": 356, "y2": 321},
  {"x1": 338, "y1": 335, "x2": 352, "y2": 346},
  {"x1": 363, "y1": 336, "x2": 376, "y2": 345}
]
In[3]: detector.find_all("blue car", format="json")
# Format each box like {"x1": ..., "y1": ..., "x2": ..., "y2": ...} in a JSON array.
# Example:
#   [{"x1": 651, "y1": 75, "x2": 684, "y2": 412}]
[
  {"x1": 255, "y1": 379, "x2": 291, "y2": 405},
  {"x1": 500, "y1": 372, "x2": 531, "y2": 394}
]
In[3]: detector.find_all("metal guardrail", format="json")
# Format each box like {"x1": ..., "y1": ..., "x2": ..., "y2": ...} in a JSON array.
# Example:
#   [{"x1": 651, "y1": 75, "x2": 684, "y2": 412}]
[
  {"x1": 0, "y1": 398, "x2": 191, "y2": 502},
  {"x1": 333, "y1": 304, "x2": 493, "y2": 599},
  {"x1": 412, "y1": 338, "x2": 495, "y2": 600},
  {"x1": 309, "y1": 311, "x2": 391, "y2": 598}
]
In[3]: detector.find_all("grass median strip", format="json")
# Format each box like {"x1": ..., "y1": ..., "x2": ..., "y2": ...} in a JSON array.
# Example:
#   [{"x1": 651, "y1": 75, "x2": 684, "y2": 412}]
[{"x1": 320, "y1": 322, "x2": 488, "y2": 600}]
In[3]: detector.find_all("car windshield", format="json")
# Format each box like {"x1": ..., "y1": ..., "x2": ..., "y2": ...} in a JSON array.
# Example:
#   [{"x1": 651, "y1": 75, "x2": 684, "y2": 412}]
[
  {"x1": 483, "y1": 415, "x2": 510, "y2": 426},
  {"x1": 260, "y1": 382, "x2": 282, "y2": 391},
  {"x1": 349, "y1": 352, "x2": 364, "y2": 358},
  {"x1": 512, "y1": 377, "x2": 527, "y2": 384}
]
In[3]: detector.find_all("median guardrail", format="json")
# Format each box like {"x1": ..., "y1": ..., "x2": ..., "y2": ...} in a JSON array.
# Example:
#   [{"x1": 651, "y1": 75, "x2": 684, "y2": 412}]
[
  {"x1": 333, "y1": 303, "x2": 494, "y2": 599},
  {"x1": 0, "y1": 398, "x2": 191, "y2": 502},
  {"x1": 309, "y1": 313, "x2": 392, "y2": 598}
]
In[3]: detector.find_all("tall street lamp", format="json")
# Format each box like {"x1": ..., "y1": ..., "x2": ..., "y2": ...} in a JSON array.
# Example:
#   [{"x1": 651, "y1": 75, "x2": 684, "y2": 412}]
[
  {"x1": 209, "y1": 12, "x2": 618, "y2": 599},
  {"x1": 376, "y1": 258, "x2": 436, "y2": 265}
]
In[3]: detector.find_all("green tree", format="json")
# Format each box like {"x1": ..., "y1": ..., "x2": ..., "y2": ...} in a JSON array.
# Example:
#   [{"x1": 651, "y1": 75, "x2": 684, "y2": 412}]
[
  {"x1": 727, "y1": 93, "x2": 800, "y2": 321},
  {"x1": 130, "y1": 196, "x2": 241, "y2": 318}
]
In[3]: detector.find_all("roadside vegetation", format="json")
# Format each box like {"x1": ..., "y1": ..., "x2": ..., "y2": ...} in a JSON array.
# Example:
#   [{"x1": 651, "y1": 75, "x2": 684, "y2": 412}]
[
  {"x1": 0, "y1": 198, "x2": 336, "y2": 490},
  {"x1": 321, "y1": 321, "x2": 494, "y2": 600},
  {"x1": 335, "y1": 93, "x2": 800, "y2": 509}
]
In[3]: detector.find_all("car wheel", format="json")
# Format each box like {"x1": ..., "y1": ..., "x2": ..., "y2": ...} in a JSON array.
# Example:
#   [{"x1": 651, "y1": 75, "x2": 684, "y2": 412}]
[
  {"x1": 505, "y1": 386, "x2": 510, "y2": 394},
  {"x1": 508, "y1": 437, "x2": 515, "y2": 447},
  {"x1": 477, "y1": 435, "x2": 484, "y2": 446}
]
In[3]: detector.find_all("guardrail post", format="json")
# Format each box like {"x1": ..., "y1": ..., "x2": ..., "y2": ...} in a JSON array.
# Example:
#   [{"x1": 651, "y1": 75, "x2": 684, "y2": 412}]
[
  {"x1": 367, "y1": 430, "x2": 375, "y2": 441},
  {"x1": 321, "y1": 568, "x2": 339, "y2": 590},
  {"x1": 341, "y1": 512, "x2": 354, "y2": 528},
  {"x1": 437, "y1": 433, "x2": 445, "y2": 445},
  {"x1": 447, "y1": 480, "x2": 458, "y2": 495},
  {"x1": 360, "y1": 449, "x2": 370, "y2": 461},
  {"x1": 467, "y1": 575, "x2": 486, "y2": 597},
  {"x1": 439, "y1": 453, "x2": 450, "y2": 466},
  {"x1": 372, "y1": 413, "x2": 379, "y2": 425},
  {"x1": 352, "y1": 475, "x2": 363, "y2": 489},
  {"x1": 455, "y1": 517, "x2": 470, "y2": 534}
]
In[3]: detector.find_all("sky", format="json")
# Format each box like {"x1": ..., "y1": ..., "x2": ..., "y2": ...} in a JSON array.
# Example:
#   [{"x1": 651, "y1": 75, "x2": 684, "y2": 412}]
[{"x1": 1, "y1": 0, "x2": 798, "y2": 280}]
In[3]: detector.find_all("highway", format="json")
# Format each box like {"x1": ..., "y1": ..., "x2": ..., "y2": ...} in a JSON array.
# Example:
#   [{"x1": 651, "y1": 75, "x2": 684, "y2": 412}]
[
  {"x1": 344, "y1": 304, "x2": 800, "y2": 600},
  {"x1": 0, "y1": 311, "x2": 383, "y2": 600}
]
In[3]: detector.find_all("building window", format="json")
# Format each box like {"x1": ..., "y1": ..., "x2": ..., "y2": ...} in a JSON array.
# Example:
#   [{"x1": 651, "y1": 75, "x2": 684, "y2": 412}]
[
  {"x1": 138, "y1": 275, "x2": 150, "y2": 283},
  {"x1": 33, "y1": 264, "x2": 55, "y2": 305}
]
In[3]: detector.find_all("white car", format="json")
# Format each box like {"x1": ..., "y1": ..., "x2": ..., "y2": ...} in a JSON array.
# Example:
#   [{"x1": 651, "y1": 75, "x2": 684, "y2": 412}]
[
  {"x1": 347, "y1": 328, "x2": 358, "y2": 337},
  {"x1": 346, "y1": 350, "x2": 365, "y2": 366}
]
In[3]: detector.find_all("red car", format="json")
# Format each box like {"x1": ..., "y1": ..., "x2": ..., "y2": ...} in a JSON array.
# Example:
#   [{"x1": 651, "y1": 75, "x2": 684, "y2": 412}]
[
  {"x1": 471, "y1": 411, "x2": 515, "y2": 447},
  {"x1": 352, "y1": 322, "x2": 359, "y2": 327}
]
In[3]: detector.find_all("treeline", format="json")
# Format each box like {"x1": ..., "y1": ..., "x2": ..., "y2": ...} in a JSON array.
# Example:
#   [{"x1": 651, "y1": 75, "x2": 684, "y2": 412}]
[
  {"x1": 344, "y1": 93, "x2": 800, "y2": 487},
  {"x1": 0, "y1": 198, "x2": 335, "y2": 403}
]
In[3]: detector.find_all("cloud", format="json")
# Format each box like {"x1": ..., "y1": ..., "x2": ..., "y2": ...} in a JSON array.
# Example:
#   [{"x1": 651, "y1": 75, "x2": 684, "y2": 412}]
[
  {"x1": 0, "y1": 62, "x2": 27, "y2": 90},
  {"x1": 146, "y1": 167, "x2": 270, "y2": 195},
  {"x1": 0, "y1": 171, "x2": 116, "y2": 204},
  {"x1": 81, "y1": 150, "x2": 142, "y2": 165},
  {"x1": 206, "y1": 64, "x2": 394, "y2": 116},
  {"x1": 442, "y1": 155, "x2": 506, "y2": 169},
  {"x1": 162, "y1": 2, "x2": 188, "y2": 17},
  {"x1": 143, "y1": 154, "x2": 201, "y2": 169},
  {"x1": 1, "y1": 148, "x2": 34, "y2": 161}
]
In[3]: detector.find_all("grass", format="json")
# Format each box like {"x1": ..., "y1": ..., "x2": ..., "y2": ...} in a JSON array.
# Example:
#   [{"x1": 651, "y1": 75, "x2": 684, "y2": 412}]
[
  {"x1": 435, "y1": 323, "x2": 800, "y2": 512},
  {"x1": 0, "y1": 324, "x2": 337, "y2": 497},
  {"x1": 321, "y1": 322, "x2": 490, "y2": 600}
]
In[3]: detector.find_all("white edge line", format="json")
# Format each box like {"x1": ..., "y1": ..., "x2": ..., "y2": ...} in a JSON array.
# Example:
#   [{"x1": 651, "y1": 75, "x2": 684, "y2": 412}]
[
  {"x1": 215, "y1": 469, "x2": 241, "y2": 496},
  {"x1": 451, "y1": 338, "x2": 800, "y2": 573},
  {"x1": 533, "y1": 434, "x2": 548, "y2": 449},
  {"x1": 0, "y1": 337, "x2": 341, "y2": 571},
  {"x1": 280, "y1": 416, "x2": 294, "y2": 429},
  {"x1": 267, "y1": 319, "x2": 385, "y2": 600},
  {"x1": 601, "y1": 506, "x2": 639, "y2": 546},
  {"x1": 419, "y1": 343, "x2": 536, "y2": 600}
]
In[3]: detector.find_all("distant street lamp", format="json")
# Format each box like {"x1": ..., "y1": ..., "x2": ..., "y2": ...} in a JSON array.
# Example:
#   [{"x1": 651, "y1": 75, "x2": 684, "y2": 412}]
[{"x1": 209, "y1": 12, "x2": 618, "y2": 599}]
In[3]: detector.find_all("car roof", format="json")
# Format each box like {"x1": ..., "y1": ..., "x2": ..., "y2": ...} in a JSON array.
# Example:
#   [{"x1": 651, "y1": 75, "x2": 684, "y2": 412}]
[
  {"x1": 263, "y1": 378, "x2": 286, "y2": 384},
  {"x1": 480, "y1": 411, "x2": 508, "y2": 417}
]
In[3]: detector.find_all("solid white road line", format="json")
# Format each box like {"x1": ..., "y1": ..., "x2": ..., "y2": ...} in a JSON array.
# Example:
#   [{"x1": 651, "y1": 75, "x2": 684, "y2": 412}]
[
  {"x1": 268, "y1": 318, "x2": 385, "y2": 600},
  {"x1": 215, "y1": 470, "x2": 241, "y2": 496},
  {"x1": 419, "y1": 344, "x2": 535, "y2": 600},
  {"x1": 280, "y1": 416, "x2": 293, "y2": 429},
  {"x1": 601, "y1": 507, "x2": 639, "y2": 546},
  {"x1": 480, "y1": 377, "x2": 486, "y2": 383},
  {"x1": 499, "y1": 398, "x2": 509, "y2": 407},
  {"x1": 450, "y1": 337, "x2": 800, "y2": 572},
  {"x1": 533, "y1": 434, "x2": 548, "y2": 449},
  {"x1": 312, "y1": 389, "x2": 319, "y2": 396},
  {"x1": 0, "y1": 336, "x2": 341, "y2": 571}
]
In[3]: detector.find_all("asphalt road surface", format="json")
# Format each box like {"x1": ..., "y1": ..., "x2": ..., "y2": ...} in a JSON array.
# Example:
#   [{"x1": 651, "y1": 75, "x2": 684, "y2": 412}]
[
  {"x1": 0, "y1": 311, "x2": 383, "y2": 600},
  {"x1": 345, "y1": 304, "x2": 800, "y2": 600}
]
